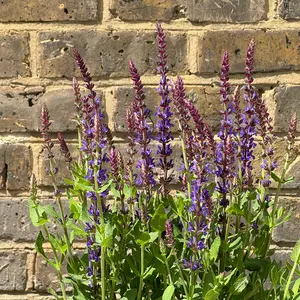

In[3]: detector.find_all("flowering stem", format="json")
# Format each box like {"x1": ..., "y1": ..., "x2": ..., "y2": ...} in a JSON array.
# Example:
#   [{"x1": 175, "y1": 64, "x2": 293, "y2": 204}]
[
  {"x1": 181, "y1": 131, "x2": 191, "y2": 199},
  {"x1": 94, "y1": 148, "x2": 106, "y2": 300},
  {"x1": 43, "y1": 226, "x2": 67, "y2": 299},
  {"x1": 48, "y1": 159, "x2": 74, "y2": 267},
  {"x1": 163, "y1": 254, "x2": 173, "y2": 285},
  {"x1": 137, "y1": 244, "x2": 145, "y2": 300},
  {"x1": 30, "y1": 178, "x2": 67, "y2": 300},
  {"x1": 174, "y1": 254, "x2": 189, "y2": 297},
  {"x1": 180, "y1": 131, "x2": 190, "y2": 261}
]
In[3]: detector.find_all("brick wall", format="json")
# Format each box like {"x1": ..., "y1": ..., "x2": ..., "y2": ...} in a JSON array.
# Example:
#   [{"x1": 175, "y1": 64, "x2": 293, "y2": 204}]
[{"x1": 0, "y1": 0, "x2": 300, "y2": 298}]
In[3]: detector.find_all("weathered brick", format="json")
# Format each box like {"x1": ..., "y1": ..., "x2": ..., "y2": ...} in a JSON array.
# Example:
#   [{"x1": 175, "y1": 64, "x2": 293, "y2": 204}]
[
  {"x1": 0, "y1": 295, "x2": 53, "y2": 300},
  {"x1": 0, "y1": 32, "x2": 30, "y2": 77},
  {"x1": 35, "y1": 252, "x2": 64, "y2": 292},
  {"x1": 0, "y1": 144, "x2": 32, "y2": 190},
  {"x1": 187, "y1": 0, "x2": 267, "y2": 23},
  {"x1": 37, "y1": 31, "x2": 187, "y2": 78},
  {"x1": 0, "y1": 198, "x2": 69, "y2": 241},
  {"x1": 263, "y1": 85, "x2": 300, "y2": 133},
  {"x1": 35, "y1": 251, "x2": 80, "y2": 292},
  {"x1": 0, "y1": 250, "x2": 27, "y2": 291},
  {"x1": 38, "y1": 144, "x2": 77, "y2": 187},
  {"x1": 0, "y1": 87, "x2": 87, "y2": 133},
  {"x1": 109, "y1": 0, "x2": 185, "y2": 21},
  {"x1": 0, "y1": 198, "x2": 37, "y2": 241},
  {"x1": 273, "y1": 197, "x2": 300, "y2": 243},
  {"x1": 279, "y1": 0, "x2": 300, "y2": 20},
  {"x1": 0, "y1": 87, "x2": 43, "y2": 132},
  {"x1": 107, "y1": 86, "x2": 220, "y2": 132},
  {"x1": 0, "y1": 0, "x2": 98, "y2": 22},
  {"x1": 40, "y1": 88, "x2": 77, "y2": 132},
  {"x1": 272, "y1": 250, "x2": 292, "y2": 265},
  {"x1": 195, "y1": 30, "x2": 300, "y2": 74}
]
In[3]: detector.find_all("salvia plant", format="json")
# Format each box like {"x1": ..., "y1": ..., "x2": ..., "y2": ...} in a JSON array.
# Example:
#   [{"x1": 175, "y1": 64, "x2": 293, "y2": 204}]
[{"x1": 29, "y1": 23, "x2": 300, "y2": 300}]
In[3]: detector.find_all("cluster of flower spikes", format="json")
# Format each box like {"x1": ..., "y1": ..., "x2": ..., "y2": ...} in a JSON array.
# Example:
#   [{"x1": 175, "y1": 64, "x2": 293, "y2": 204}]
[
  {"x1": 215, "y1": 52, "x2": 237, "y2": 207},
  {"x1": 155, "y1": 22, "x2": 174, "y2": 197},
  {"x1": 73, "y1": 49, "x2": 111, "y2": 284},
  {"x1": 172, "y1": 76, "x2": 214, "y2": 270}
]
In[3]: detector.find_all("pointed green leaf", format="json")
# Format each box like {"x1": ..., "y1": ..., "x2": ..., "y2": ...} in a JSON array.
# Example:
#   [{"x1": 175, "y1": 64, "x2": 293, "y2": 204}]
[
  {"x1": 210, "y1": 236, "x2": 221, "y2": 263},
  {"x1": 121, "y1": 289, "x2": 138, "y2": 300},
  {"x1": 204, "y1": 289, "x2": 220, "y2": 300},
  {"x1": 150, "y1": 204, "x2": 167, "y2": 232},
  {"x1": 271, "y1": 172, "x2": 284, "y2": 184},
  {"x1": 137, "y1": 232, "x2": 150, "y2": 246},
  {"x1": 162, "y1": 285, "x2": 175, "y2": 300},
  {"x1": 291, "y1": 240, "x2": 300, "y2": 263},
  {"x1": 229, "y1": 275, "x2": 248, "y2": 295}
]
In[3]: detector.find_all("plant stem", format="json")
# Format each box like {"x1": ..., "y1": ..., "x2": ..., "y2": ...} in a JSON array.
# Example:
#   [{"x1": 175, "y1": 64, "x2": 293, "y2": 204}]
[
  {"x1": 174, "y1": 255, "x2": 189, "y2": 298},
  {"x1": 163, "y1": 254, "x2": 173, "y2": 285},
  {"x1": 264, "y1": 149, "x2": 290, "y2": 257},
  {"x1": 283, "y1": 252, "x2": 299, "y2": 300},
  {"x1": 48, "y1": 159, "x2": 74, "y2": 266},
  {"x1": 31, "y1": 185, "x2": 67, "y2": 300},
  {"x1": 137, "y1": 245, "x2": 145, "y2": 300},
  {"x1": 43, "y1": 224, "x2": 67, "y2": 300}
]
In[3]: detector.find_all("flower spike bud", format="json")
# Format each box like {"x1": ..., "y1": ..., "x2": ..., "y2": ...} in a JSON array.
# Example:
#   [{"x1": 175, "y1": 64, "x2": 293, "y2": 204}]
[
  {"x1": 245, "y1": 38, "x2": 255, "y2": 85},
  {"x1": 288, "y1": 113, "x2": 297, "y2": 144},
  {"x1": 57, "y1": 132, "x2": 72, "y2": 163}
]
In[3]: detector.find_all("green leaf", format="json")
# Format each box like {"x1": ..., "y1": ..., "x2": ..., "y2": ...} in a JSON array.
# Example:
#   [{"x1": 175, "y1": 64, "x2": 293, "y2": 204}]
[
  {"x1": 125, "y1": 256, "x2": 140, "y2": 276},
  {"x1": 291, "y1": 240, "x2": 300, "y2": 263},
  {"x1": 204, "y1": 289, "x2": 220, "y2": 300},
  {"x1": 143, "y1": 266, "x2": 156, "y2": 279},
  {"x1": 29, "y1": 200, "x2": 49, "y2": 227},
  {"x1": 271, "y1": 172, "x2": 284, "y2": 184},
  {"x1": 47, "y1": 287, "x2": 59, "y2": 299},
  {"x1": 226, "y1": 203, "x2": 244, "y2": 216},
  {"x1": 162, "y1": 285, "x2": 175, "y2": 300},
  {"x1": 293, "y1": 278, "x2": 300, "y2": 294},
  {"x1": 137, "y1": 232, "x2": 150, "y2": 246},
  {"x1": 43, "y1": 205, "x2": 60, "y2": 220},
  {"x1": 284, "y1": 176, "x2": 294, "y2": 184},
  {"x1": 244, "y1": 258, "x2": 269, "y2": 271},
  {"x1": 224, "y1": 268, "x2": 237, "y2": 286},
  {"x1": 150, "y1": 204, "x2": 167, "y2": 232},
  {"x1": 99, "y1": 179, "x2": 113, "y2": 193},
  {"x1": 228, "y1": 236, "x2": 242, "y2": 251},
  {"x1": 64, "y1": 178, "x2": 74, "y2": 186},
  {"x1": 74, "y1": 178, "x2": 94, "y2": 192},
  {"x1": 35, "y1": 231, "x2": 59, "y2": 270},
  {"x1": 229, "y1": 275, "x2": 248, "y2": 295},
  {"x1": 270, "y1": 264, "x2": 280, "y2": 286},
  {"x1": 121, "y1": 289, "x2": 137, "y2": 300},
  {"x1": 149, "y1": 231, "x2": 160, "y2": 243},
  {"x1": 210, "y1": 236, "x2": 221, "y2": 263}
]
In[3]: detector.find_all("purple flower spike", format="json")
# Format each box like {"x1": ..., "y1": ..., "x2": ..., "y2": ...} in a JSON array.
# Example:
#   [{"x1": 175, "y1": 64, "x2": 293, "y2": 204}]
[
  {"x1": 155, "y1": 22, "x2": 174, "y2": 197},
  {"x1": 40, "y1": 105, "x2": 55, "y2": 159},
  {"x1": 172, "y1": 76, "x2": 191, "y2": 132},
  {"x1": 73, "y1": 77, "x2": 82, "y2": 116},
  {"x1": 288, "y1": 113, "x2": 297, "y2": 144},
  {"x1": 245, "y1": 39, "x2": 255, "y2": 86},
  {"x1": 165, "y1": 219, "x2": 174, "y2": 248},
  {"x1": 129, "y1": 60, "x2": 156, "y2": 193}
]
